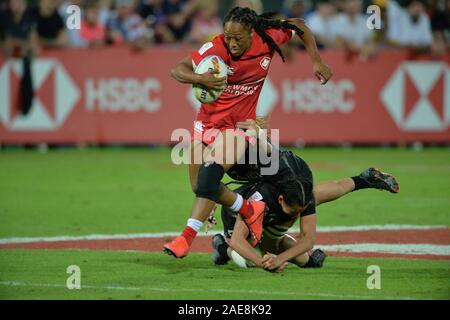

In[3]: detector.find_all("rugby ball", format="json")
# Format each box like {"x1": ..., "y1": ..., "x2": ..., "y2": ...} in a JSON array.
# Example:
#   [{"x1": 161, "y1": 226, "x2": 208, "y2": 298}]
[
  {"x1": 193, "y1": 55, "x2": 227, "y2": 104},
  {"x1": 230, "y1": 246, "x2": 264, "y2": 268}
]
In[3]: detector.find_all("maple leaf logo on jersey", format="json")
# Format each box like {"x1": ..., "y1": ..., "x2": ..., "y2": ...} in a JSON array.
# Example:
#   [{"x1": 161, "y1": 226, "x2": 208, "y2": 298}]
[
  {"x1": 211, "y1": 57, "x2": 220, "y2": 77},
  {"x1": 260, "y1": 57, "x2": 271, "y2": 70}
]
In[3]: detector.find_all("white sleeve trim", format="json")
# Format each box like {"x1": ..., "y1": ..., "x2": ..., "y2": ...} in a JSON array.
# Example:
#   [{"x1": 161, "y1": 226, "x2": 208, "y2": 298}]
[
  {"x1": 291, "y1": 29, "x2": 296, "y2": 39},
  {"x1": 280, "y1": 19, "x2": 297, "y2": 39}
]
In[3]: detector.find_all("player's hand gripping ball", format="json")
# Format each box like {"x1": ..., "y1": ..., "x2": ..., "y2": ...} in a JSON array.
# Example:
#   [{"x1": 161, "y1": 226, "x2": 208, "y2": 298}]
[{"x1": 193, "y1": 55, "x2": 228, "y2": 104}]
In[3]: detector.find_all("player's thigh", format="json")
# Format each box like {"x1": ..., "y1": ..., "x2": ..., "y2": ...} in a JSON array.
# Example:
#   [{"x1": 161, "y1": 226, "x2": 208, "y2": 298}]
[
  {"x1": 204, "y1": 130, "x2": 248, "y2": 171},
  {"x1": 260, "y1": 236, "x2": 282, "y2": 254},
  {"x1": 188, "y1": 140, "x2": 206, "y2": 193}
]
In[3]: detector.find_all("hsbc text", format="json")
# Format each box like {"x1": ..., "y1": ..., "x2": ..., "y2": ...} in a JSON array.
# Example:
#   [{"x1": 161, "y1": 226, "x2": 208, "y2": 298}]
[
  {"x1": 282, "y1": 79, "x2": 355, "y2": 113},
  {"x1": 85, "y1": 78, "x2": 161, "y2": 112}
]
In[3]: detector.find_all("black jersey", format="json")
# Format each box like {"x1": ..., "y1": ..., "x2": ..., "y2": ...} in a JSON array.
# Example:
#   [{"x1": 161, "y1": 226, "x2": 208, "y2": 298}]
[
  {"x1": 221, "y1": 180, "x2": 316, "y2": 240},
  {"x1": 223, "y1": 147, "x2": 316, "y2": 239},
  {"x1": 226, "y1": 147, "x2": 316, "y2": 213},
  {"x1": 227, "y1": 147, "x2": 313, "y2": 185}
]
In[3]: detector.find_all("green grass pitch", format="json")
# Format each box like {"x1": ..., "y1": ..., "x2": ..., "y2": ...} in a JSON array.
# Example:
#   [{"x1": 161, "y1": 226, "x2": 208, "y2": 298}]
[{"x1": 0, "y1": 147, "x2": 449, "y2": 299}]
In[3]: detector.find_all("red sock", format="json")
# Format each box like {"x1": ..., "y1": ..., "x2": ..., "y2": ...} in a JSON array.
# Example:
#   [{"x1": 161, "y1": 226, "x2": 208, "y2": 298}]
[
  {"x1": 238, "y1": 199, "x2": 254, "y2": 220},
  {"x1": 181, "y1": 226, "x2": 197, "y2": 246}
]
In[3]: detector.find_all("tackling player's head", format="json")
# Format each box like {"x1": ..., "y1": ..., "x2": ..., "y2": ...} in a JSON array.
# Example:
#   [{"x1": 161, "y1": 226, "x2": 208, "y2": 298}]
[
  {"x1": 276, "y1": 178, "x2": 313, "y2": 216},
  {"x1": 222, "y1": 6, "x2": 304, "y2": 61}
]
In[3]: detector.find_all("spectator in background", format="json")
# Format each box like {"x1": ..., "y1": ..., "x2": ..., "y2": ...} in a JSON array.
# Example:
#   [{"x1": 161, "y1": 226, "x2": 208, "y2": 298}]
[
  {"x1": 138, "y1": 0, "x2": 178, "y2": 43},
  {"x1": 98, "y1": 0, "x2": 114, "y2": 23},
  {"x1": 163, "y1": 0, "x2": 197, "y2": 42},
  {"x1": 282, "y1": 0, "x2": 309, "y2": 18},
  {"x1": 190, "y1": 0, "x2": 222, "y2": 44},
  {"x1": 0, "y1": 0, "x2": 9, "y2": 43},
  {"x1": 35, "y1": 0, "x2": 67, "y2": 48},
  {"x1": 58, "y1": 0, "x2": 87, "y2": 47},
  {"x1": 386, "y1": 0, "x2": 434, "y2": 53},
  {"x1": 429, "y1": 0, "x2": 448, "y2": 54},
  {"x1": 370, "y1": 0, "x2": 388, "y2": 45},
  {"x1": 80, "y1": 0, "x2": 107, "y2": 47},
  {"x1": 331, "y1": 0, "x2": 376, "y2": 58},
  {"x1": 2, "y1": 0, "x2": 39, "y2": 57},
  {"x1": 233, "y1": 0, "x2": 263, "y2": 15},
  {"x1": 106, "y1": 0, "x2": 152, "y2": 48},
  {"x1": 306, "y1": 0, "x2": 337, "y2": 48},
  {"x1": 139, "y1": 0, "x2": 162, "y2": 20},
  {"x1": 59, "y1": 0, "x2": 112, "y2": 47},
  {"x1": 2, "y1": 0, "x2": 37, "y2": 115}
]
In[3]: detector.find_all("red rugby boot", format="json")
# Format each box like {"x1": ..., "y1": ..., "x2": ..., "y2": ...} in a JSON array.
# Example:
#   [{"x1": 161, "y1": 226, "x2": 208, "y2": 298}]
[
  {"x1": 163, "y1": 236, "x2": 190, "y2": 258},
  {"x1": 242, "y1": 201, "x2": 266, "y2": 247}
]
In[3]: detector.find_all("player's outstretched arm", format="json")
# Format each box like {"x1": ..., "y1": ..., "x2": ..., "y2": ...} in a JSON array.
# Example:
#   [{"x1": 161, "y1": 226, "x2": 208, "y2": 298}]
[
  {"x1": 170, "y1": 56, "x2": 227, "y2": 90},
  {"x1": 264, "y1": 214, "x2": 317, "y2": 271},
  {"x1": 229, "y1": 216, "x2": 264, "y2": 268},
  {"x1": 286, "y1": 18, "x2": 333, "y2": 85}
]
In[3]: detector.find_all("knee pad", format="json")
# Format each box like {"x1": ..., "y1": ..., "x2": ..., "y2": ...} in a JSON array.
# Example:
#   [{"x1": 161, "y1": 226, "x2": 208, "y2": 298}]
[{"x1": 195, "y1": 161, "x2": 225, "y2": 202}]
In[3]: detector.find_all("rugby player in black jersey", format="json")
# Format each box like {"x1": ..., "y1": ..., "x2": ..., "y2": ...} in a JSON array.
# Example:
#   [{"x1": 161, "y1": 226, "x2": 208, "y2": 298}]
[{"x1": 210, "y1": 119, "x2": 400, "y2": 272}]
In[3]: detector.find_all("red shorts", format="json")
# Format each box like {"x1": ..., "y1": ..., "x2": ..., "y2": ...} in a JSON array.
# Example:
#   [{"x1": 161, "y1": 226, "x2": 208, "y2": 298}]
[{"x1": 191, "y1": 121, "x2": 257, "y2": 146}]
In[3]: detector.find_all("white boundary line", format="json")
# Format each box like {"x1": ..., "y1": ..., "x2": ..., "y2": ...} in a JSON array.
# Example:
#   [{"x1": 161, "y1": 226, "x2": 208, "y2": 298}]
[
  {"x1": 317, "y1": 244, "x2": 450, "y2": 256},
  {"x1": 0, "y1": 225, "x2": 447, "y2": 245},
  {"x1": 0, "y1": 281, "x2": 429, "y2": 300},
  {"x1": 314, "y1": 225, "x2": 448, "y2": 232}
]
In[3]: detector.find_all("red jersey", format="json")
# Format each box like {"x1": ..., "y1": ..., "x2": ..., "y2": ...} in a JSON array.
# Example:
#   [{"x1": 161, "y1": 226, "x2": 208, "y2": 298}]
[{"x1": 191, "y1": 28, "x2": 295, "y2": 129}]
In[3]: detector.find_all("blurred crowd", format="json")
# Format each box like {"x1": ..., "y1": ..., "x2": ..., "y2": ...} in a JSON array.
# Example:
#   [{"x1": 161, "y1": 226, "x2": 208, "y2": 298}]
[{"x1": 0, "y1": 0, "x2": 448, "y2": 57}]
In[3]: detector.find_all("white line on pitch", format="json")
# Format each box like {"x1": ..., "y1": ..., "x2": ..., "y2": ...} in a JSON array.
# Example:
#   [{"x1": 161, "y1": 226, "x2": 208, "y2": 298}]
[
  {"x1": 314, "y1": 225, "x2": 449, "y2": 232},
  {"x1": 0, "y1": 225, "x2": 447, "y2": 245},
  {"x1": 0, "y1": 281, "x2": 428, "y2": 300},
  {"x1": 316, "y1": 243, "x2": 450, "y2": 256}
]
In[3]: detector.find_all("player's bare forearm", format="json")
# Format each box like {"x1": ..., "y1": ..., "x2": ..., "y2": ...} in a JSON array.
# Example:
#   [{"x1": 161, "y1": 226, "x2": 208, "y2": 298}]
[
  {"x1": 229, "y1": 216, "x2": 263, "y2": 267},
  {"x1": 278, "y1": 215, "x2": 317, "y2": 263},
  {"x1": 287, "y1": 19, "x2": 321, "y2": 64},
  {"x1": 287, "y1": 19, "x2": 333, "y2": 84},
  {"x1": 170, "y1": 56, "x2": 201, "y2": 84},
  {"x1": 277, "y1": 236, "x2": 315, "y2": 263},
  {"x1": 171, "y1": 56, "x2": 227, "y2": 90}
]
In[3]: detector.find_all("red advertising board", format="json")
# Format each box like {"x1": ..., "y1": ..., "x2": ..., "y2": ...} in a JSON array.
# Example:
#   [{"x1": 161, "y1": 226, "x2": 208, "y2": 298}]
[{"x1": 0, "y1": 47, "x2": 449, "y2": 144}]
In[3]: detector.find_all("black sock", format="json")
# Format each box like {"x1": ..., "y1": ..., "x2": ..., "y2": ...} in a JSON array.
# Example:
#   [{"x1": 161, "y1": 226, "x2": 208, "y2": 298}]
[
  {"x1": 351, "y1": 176, "x2": 370, "y2": 191},
  {"x1": 301, "y1": 256, "x2": 316, "y2": 268},
  {"x1": 218, "y1": 242, "x2": 229, "y2": 258}
]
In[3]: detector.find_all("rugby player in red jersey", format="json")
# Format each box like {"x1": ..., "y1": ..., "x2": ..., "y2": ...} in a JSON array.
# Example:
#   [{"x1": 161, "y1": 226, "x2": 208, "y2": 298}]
[{"x1": 164, "y1": 7, "x2": 333, "y2": 258}]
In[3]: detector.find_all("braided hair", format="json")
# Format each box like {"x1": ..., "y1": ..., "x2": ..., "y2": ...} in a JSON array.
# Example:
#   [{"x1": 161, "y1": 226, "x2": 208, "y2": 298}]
[
  {"x1": 223, "y1": 7, "x2": 304, "y2": 63},
  {"x1": 275, "y1": 178, "x2": 313, "y2": 208}
]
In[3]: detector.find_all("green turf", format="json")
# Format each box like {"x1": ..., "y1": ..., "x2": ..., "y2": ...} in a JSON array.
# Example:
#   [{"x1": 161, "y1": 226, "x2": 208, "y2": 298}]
[
  {"x1": 0, "y1": 147, "x2": 449, "y2": 300},
  {"x1": 0, "y1": 147, "x2": 449, "y2": 238},
  {"x1": 0, "y1": 250, "x2": 449, "y2": 300}
]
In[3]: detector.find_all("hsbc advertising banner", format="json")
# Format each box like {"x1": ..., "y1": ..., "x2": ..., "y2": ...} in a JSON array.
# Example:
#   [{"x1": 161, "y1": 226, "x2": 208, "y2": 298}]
[
  {"x1": 0, "y1": 48, "x2": 449, "y2": 144},
  {"x1": 267, "y1": 51, "x2": 450, "y2": 144}
]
